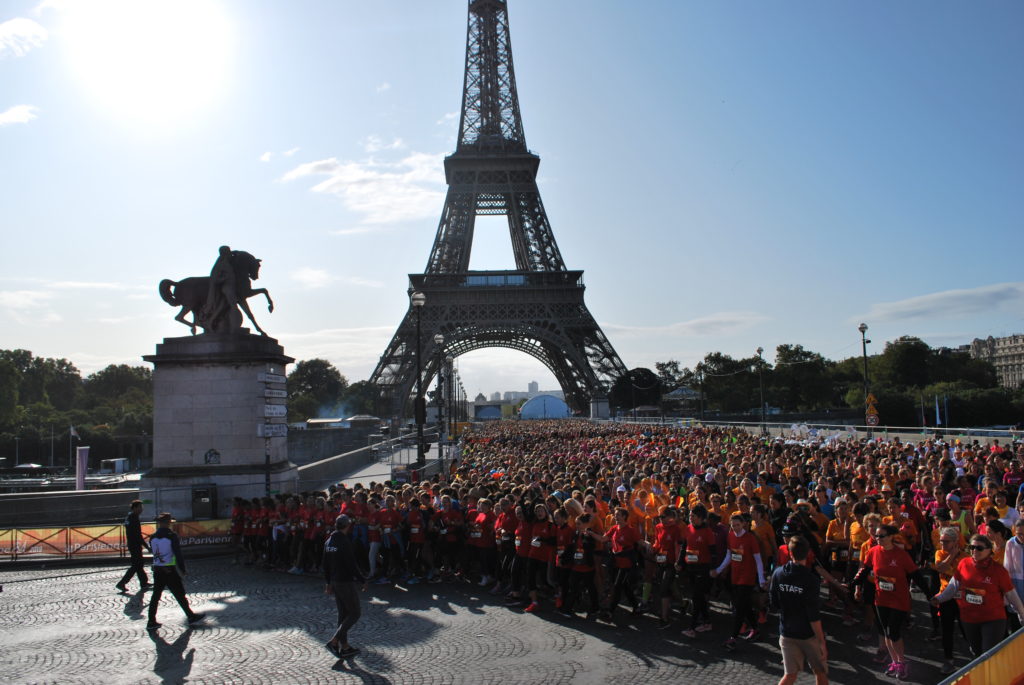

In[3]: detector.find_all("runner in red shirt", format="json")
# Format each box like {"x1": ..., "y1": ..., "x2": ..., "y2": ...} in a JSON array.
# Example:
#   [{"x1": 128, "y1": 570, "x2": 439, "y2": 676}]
[
  {"x1": 378, "y1": 495, "x2": 404, "y2": 582},
  {"x1": 404, "y1": 500, "x2": 428, "y2": 583},
  {"x1": 435, "y1": 495, "x2": 463, "y2": 579},
  {"x1": 852, "y1": 523, "x2": 926, "y2": 680},
  {"x1": 679, "y1": 505, "x2": 716, "y2": 637},
  {"x1": 646, "y1": 508, "x2": 681, "y2": 627},
  {"x1": 591, "y1": 507, "x2": 642, "y2": 620},
  {"x1": 493, "y1": 497, "x2": 519, "y2": 594},
  {"x1": 524, "y1": 504, "x2": 556, "y2": 613},
  {"x1": 504, "y1": 505, "x2": 532, "y2": 605},
  {"x1": 560, "y1": 513, "x2": 600, "y2": 617},
  {"x1": 472, "y1": 499, "x2": 498, "y2": 587},
  {"x1": 711, "y1": 513, "x2": 765, "y2": 650},
  {"x1": 933, "y1": 534, "x2": 1024, "y2": 657},
  {"x1": 552, "y1": 509, "x2": 575, "y2": 610}
]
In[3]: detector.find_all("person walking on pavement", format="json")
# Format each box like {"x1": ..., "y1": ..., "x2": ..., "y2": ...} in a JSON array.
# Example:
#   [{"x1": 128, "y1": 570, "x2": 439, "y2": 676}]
[
  {"x1": 117, "y1": 499, "x2": 152, "y2": 593},
  {"x1": 769, "y1": 536, "x2": 829, "y2": 685},
  {"x1": 324, "y1": 514, "x2": 368, "y2": 659},
  {"x1": 147, "y1": 512, "x2": 205, "y2": 631}
]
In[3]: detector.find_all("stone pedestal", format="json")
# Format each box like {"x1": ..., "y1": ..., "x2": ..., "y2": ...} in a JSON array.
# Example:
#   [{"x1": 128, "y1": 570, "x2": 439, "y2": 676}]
[{"x1": 142, "y1": 331, "x2": 297, "y2": 519}]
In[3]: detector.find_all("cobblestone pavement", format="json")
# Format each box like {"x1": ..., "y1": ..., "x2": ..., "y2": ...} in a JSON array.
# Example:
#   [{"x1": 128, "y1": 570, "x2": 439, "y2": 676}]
[{"x1": 1, "y1": 558, "x2": 957, "y2": 684}]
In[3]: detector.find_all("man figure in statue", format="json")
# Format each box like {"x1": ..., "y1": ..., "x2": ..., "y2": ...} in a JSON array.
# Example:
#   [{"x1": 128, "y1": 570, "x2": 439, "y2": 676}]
[{"x1": 202, "y1": 245, "x2": 237, "y2": 330}]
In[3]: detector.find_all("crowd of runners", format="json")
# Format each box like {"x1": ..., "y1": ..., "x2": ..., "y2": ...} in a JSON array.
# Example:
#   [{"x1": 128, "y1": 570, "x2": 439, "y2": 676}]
[{"x1": 228, "y1": 420, "x2": 1024, "y2": 681}]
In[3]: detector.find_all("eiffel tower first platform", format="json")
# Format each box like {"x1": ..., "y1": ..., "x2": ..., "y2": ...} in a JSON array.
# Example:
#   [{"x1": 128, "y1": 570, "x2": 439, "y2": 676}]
[{"x1": 370, "y1": 0, "x2": 627, "y2": 418}]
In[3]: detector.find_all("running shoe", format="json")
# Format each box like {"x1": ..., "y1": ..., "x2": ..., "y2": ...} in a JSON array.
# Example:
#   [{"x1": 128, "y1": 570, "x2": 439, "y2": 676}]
[
  {"x1": 524, "y1": 602, "x2": 540, "y2": 613},
  {"x1": 696, "y1": 623, "x2": 713, "y2": 633},
  {"x1": 187, "y1": 613, "x2": 206, "y2": 625},
  {"x1": 325, "y1": 641, "x2": 341, "y2": 658},
  {"x1": 146, "y1": 621, "x2": 162, "y2": 631},
  {"x1": 895, "y1": 662, "x2": 910, "y2": 680},
  {"x1": 372, "y1": 577, "x2": 390, "y2": 585},
  {"x1": 428, "y1": 575, "x2": 443, "y2": 584},
  {"x1": 681, "y1": 628, "x2": 698, "y2": 638},
  {"x1": 555, "y1": 597, "x2": 563, "y2": 609},
  {"x1": 115, "y1": 583, "x2": 128, "y2": 593},
  {"x1": 657, "y1": 619, "x2": 671, "y2": 630},
  {"x1": 927, "y1": 629, "x2": 942, "y2": 641},
  {"x1": 741, "y1": 629, "x2": 759, "y2": 641},
  {"x1": 884, "y1": 662, "x2": 898, "y2": 676},
  {"x1": 757, "y1": 610, "x2": 767, "y2": 624},
  {"x1": 140, "y1": 584, "x2": 154, "y2": 591},
  {"x1": 406, "y1": 576, "x2": 420, "y2": 585},
  {"x1": 724, "y1": 637, "x2": 737, "y2": 652},
  {"x1": 940, "y1": 659, "x2": 956, "y2": 675}
]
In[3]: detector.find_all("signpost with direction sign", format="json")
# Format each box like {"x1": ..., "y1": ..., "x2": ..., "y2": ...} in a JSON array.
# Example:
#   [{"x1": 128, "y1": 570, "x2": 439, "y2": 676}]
[{"x1": 865, "y1": 393, "x2": 880, "y2": 429}]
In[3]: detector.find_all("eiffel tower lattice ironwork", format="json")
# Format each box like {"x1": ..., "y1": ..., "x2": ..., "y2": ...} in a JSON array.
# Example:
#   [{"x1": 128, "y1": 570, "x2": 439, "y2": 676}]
[{"x1": 370, "y1": 0, "x2": 627, "y2": 416}]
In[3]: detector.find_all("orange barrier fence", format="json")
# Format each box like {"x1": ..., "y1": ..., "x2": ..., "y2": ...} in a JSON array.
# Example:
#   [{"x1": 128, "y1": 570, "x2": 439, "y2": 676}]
[
  {"x1": 941, "y1": 628, "x2": 1024, "y2": 685},
  {"x1": 0, "y1": 519, "x2": 232, "y2": 561}
]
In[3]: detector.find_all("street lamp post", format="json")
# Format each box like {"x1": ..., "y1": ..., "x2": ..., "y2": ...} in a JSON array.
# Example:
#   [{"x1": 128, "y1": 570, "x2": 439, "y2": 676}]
[
  {"x1": 433, "y1": 333, "x2": 445, "y2": 466},
  {"x1": 859, "y1": 323, "x2": 872, "y2": 434},
  {"x1": 756, "y1": 347, "x2": 766, "y2": 434},
  {"x1": 411, "y1": 291, "x2": 426, "y2": 467},
  {"x1": 446, "y1": 354, "x2": 455, "y2": 442}
]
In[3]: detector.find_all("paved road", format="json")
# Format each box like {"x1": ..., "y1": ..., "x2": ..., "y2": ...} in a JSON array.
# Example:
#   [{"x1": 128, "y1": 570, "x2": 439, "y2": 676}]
[{"x1": 1, "y1": 557, "x2": 957, "y2": 684}]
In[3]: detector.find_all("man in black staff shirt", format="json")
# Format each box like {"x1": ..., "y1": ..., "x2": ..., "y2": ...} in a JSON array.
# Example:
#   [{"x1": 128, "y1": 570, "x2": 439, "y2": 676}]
[
  {"x1": 769, "y1": 535, "x2": 829, "y2": 685},
  {"x1": 324, "y1": 514, "x2": 368, "y2": 659},
  {"x1": 117, "y1": 500, "x2": 152, "y2": 593}
]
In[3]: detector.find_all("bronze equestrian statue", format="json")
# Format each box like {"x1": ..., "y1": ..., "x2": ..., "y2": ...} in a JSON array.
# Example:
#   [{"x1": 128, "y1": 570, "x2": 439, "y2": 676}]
[{"x1": 159, "y1": 247, "x2": 274, "y2": 336}]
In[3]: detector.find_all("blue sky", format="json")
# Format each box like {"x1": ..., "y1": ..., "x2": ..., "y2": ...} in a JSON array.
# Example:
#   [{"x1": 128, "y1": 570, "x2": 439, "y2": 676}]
[{"x1": 1, "y1": 0, "x2": 1022, "y2": 400}]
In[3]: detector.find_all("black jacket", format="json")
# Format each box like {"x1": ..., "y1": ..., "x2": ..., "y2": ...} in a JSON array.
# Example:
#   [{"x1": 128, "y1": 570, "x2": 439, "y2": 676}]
[
  {"x1": 125, "y1": 510, "x2": 148, "y2": 553},
  {"x1": 324, "y1": 531, "x2": 366, "y2": 584}
]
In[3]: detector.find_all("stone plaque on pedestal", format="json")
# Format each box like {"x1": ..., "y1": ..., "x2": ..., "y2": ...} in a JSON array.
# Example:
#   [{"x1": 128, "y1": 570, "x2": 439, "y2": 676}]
[{"x1": 142, "y1": 331, "x2": 297, "y2": 519}]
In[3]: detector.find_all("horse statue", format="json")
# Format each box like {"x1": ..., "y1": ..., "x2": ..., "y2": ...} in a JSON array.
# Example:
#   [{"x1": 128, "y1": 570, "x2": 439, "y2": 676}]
[{"x1": 159, "y1": 249, "x2": 274, "y2": 336}]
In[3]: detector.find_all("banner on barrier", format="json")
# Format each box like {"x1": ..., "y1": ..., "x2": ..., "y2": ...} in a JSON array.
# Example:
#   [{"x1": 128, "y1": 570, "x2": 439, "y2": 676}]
[
  {"x1": 944, "y1": 629, "x2": 1024, "y2": 685},
  {"x1": 0, "y1": 519, "x2": 232, "y2": 559}
]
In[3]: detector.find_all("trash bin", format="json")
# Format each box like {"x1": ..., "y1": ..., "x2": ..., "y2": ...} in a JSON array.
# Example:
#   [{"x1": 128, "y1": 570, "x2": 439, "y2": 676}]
[{"x1": 191, "y1": 485, "x2": 217, "y2": 520}]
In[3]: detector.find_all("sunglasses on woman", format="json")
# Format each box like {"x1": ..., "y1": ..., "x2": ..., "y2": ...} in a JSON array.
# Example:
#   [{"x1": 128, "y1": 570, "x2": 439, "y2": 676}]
[{"x1": 968, "y1": 545, "x2": 990, "y2": 552}]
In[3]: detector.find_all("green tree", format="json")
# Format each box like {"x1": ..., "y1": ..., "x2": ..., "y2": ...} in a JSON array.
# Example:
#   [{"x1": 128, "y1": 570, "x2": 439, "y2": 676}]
[
  {"x1": 287, "y1": 359, "x2": 347, "y2": 409},
  {"x1": 770, "y1": 344, "x2": 834, "y2": 410},
  {"x1": 876, "y1": 336, "x2": 931, "y2": 389},
  {"x1": 82, "y1": 365, "x2": 152, "y2": 406},
  {"x1": 654, "y1": 360, "x2": 689, "y2": 392},
  {"x1": 609, "y1": 368, "x2": 662, "y2": 411},
  {"x1": 0, "y1": 359, "x2": 18, "y2": 429},
  {"x1": 341, "y1": 380, "x2": 382, "y2": 416}
]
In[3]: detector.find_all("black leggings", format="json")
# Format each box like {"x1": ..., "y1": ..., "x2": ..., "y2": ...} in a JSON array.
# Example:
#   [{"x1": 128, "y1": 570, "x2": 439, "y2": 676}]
[
  {"x1": 938, "y1": 599, "x2": 962, "y2": 659},
  {"x1": 567, "y1": 569, "x2": 600, "y2": 613},
  {"x1": 874, "y1": 605, "x2": 907, "y2": 641},
  {"x1": 962, "y1": 619, "x2": 1007, "y2": 657},
  {"x1": 731, "y1": 584, "x2": 757, "y2": 638},
  {"x1": 609, "y1": 566, "x2": 637, "y2": 611},
  {"x1": 689, "y1": 567, "x2": 712, "y2": 626}
]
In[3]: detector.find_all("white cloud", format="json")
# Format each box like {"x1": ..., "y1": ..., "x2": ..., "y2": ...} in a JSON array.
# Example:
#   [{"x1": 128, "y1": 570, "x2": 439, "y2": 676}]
[
  {"x1": 260, "y1": 151, "x2": 272, "y2": 162},
  {"x1": 376, "y1": 82, "x2": 391, "y2": 93},
  {"x1": 436, "y1": 111, "x2": 458, "y2": 126},
  {"x1": 281, "y1": 151, "x2": 445, "y2": 225},
  {"x1": 277, "y1": 325, "x2": 396, "y2": 377},
  {"x1": 283, "y1": 147, "x2": 300, "y2": 156},
  {"x1": 603, "y1": 311, "x2": 770, "y2": 337},
  {"x1": 0, "y1": 104, "x2": 39, "y2": 126},
  {"x1": 0, "y1": 289, "x2": 52, "y2": 310},
  {"x1": 362, "y1": 135, "x2": 404, "y2": 153},
  {"x1": 860, "y1": 282, "x2": 1024, "y2": 322},
  {"x1": 291, "y1": 267, "x2": 334, "y2": 289},
  {"x1": 47, "y1": 280, "x2": 123, "y2": 290},
  {"x1": 331, "y1": 226, "x2": 373, "y2": 236},
  {"x1": 0, "y1": 17, "x2": 47, "y2": 58}
]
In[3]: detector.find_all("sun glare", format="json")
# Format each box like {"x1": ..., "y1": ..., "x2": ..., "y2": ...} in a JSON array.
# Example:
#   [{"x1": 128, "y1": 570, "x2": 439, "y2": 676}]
[{"x1": 61, "y1": 0, "x2": 235, "y2": 131}]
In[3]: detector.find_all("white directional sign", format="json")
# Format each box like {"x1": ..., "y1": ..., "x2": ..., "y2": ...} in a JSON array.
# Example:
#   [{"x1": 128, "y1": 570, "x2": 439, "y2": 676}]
[
  {"x1": 263, "y1": 404, "x2": 287, "y2": 418},
  {"x1": 264, "y1": 389, "x2": 288, "y2": 399},
  {"x1": 258, "y1": 372, "x2": 286, "y2": 384},
  {"x1": 258, "y1": 423, "x2": 288, "y2": 438}
]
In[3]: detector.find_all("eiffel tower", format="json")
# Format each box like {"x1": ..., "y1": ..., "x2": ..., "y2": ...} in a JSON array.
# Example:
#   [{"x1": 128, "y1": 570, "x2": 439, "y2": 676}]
[{"x1": 370, "y1": 0, "x2": 627, "y2": 416}]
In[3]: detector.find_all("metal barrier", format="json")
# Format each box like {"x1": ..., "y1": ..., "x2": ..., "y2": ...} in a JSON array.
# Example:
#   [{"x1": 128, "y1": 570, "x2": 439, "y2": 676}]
[
  {"x1": 939, "y1": 627, "x2": 1024, "y2": 685},
  {"x1": 1, "y1": 519, "x2": 232, "y2": 562}
]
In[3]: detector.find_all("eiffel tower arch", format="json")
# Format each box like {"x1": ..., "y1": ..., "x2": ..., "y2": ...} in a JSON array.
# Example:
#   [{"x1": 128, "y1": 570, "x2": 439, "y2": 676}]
[{"x1": 370, "y1": 0, "x2": 627, "y2": 417}]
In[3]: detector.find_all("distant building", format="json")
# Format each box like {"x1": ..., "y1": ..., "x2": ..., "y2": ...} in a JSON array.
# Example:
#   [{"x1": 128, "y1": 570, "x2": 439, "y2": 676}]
[
  {"x1": 475, "y1": 392, "x2": 487, "y2": 403},
  {"x1": 504, "y1": 391, "x2": 529, "y2": 401},
  {"x1": 490, "y1": 391, "x2": 502, "y2": 401},
  {"x1": 528, "y1": 380, "x2": 539, "y2": 396},
  {"x1": 970, "y1": 334, "x2": 1024, "y2": 388}
]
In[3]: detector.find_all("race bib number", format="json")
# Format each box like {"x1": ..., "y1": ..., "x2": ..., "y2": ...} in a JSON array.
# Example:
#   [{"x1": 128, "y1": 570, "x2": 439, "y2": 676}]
[
  {"x1": 878, "y1": 580, "x2": 895, "y2": 592},
  {"x1": 574, "y1": 551, "x2": 584, "y2": 561},
  {"x1": 731, "y1": 552, "x2": 743, "y2": 563},
  {"x1": 439, "y1": 528, "x2": 448, "y2": 535},
  {"x1": 515, "y1": 539, "x2": 522, "y2": 548},
  {"x1": 410, "y1": 527, "x2": 419, "y2": 534},
  {"x1": 501, "y1": 535, "x2": 512, "y2": 542},
  {"x1": 531, "y1": 537, "x2": 542, "y2": 548},
  {"x1": 470, "y1": 531, "x2": 482, "y2": 538},
  {"x1": 686, "y1": 553, "x2": 699, "y2": 563},
  {"x1": 852, "y1": 550, "x2": 860, "y2": 560},
  {"x1": 965, "y1": 591, "x2": 983, "y2": 605},
  {"x1": 656, "y1": 554, "x2": 667, "y2": 564},
  {"x1": 383, "y1": 527, "x2": 392, "y2": 534},
  {"x1": 839, "y1": 550, "x2": 849, "y2": 559}
]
